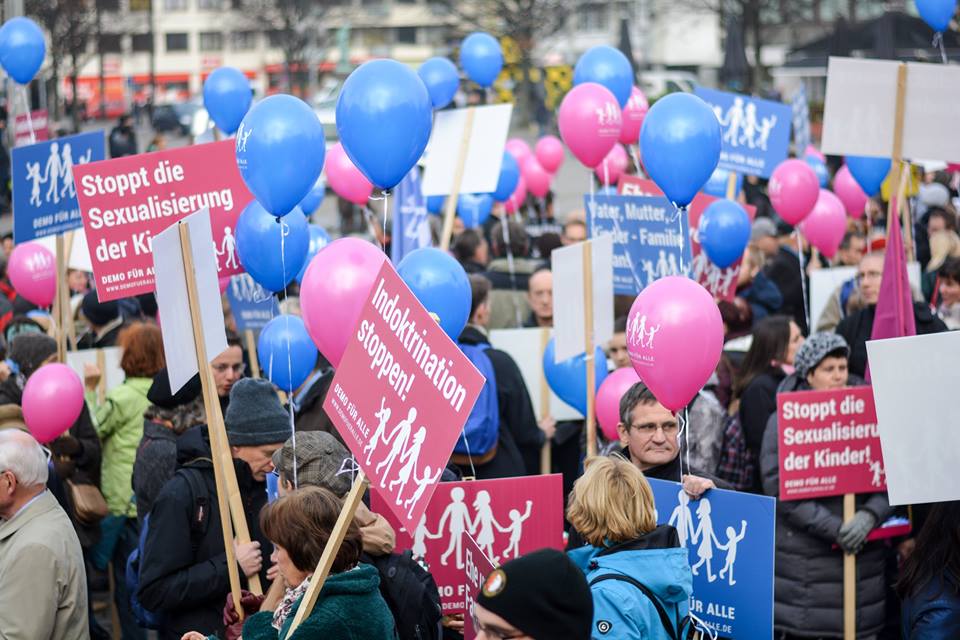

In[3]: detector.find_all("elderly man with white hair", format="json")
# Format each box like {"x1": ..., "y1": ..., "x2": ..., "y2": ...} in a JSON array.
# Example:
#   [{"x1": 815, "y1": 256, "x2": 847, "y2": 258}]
[{"x1": 0, "y1": 429, "x2": 88, "y2": 639}]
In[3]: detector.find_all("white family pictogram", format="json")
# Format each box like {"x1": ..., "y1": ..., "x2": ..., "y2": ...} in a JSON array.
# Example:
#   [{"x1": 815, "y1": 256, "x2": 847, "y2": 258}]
[
  {"x1": 640, "y1": 250, "x2": 683, "y2": 287},
  {"x1": 228, "y1": 273, "x2": 270, "y2": 304},
  {"x1": 668, "y1": 491, "x2": 748, "y2": 586},
  {"x1": 867, "y1": 457, "x2": 885, "y2": 488},
  {"x1": 26, "y1": 142, "x2": 94, "y2": 207},
  {"x1": 690, "y1": 252, "x2": 739, "y2": 296},
  {"x1": 627, "y1": 314, "x2": 661, "y2": 349},
  {"x1": 713, "y1": 98, "x2": 778, "y2": 151},
  {"x1": 595, "y1": 102, "x2": 621, "y2": 128},
  {"x1": 235, "y1": 123, "x2": 253, "y2": 153}
]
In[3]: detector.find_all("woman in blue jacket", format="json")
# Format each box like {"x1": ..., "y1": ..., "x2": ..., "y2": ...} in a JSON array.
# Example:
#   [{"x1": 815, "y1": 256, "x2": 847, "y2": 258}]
[
  {"x1": 900, "y1": 502, "x2": 960, "y2": 639},
  {"x1": 567, "y1": 455, "x2": 693, "y2": 640}
]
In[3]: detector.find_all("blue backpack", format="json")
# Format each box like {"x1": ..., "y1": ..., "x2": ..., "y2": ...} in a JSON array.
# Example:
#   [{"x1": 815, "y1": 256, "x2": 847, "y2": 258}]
[{"x1": 452, "y1": 342, "x2": 500, "y2": 464}]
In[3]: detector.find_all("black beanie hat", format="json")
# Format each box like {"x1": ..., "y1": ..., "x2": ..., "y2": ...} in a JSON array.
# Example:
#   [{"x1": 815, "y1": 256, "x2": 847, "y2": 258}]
[
  {"x1": 224, "y1": 378, "x2": 291, "y2": 446},
  {"x1": 82, "y1": 290, "x2": 120, "y2": 327},
  {"x1": 10, "y1": 333, "x2": 57, "y2": 379},
  {"x1": 476, "y1": 548, "x2": 593, "y2": 640}
]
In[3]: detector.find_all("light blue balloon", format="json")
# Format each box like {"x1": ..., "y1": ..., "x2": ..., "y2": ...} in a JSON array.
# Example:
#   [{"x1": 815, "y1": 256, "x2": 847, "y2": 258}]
[
  {"x1": 296, "y1": 225, "x2": 331, "y2": 283},
  {"x1": 258, "y1": 314, "x2": 317, "y2": 392},
  {"x1": 336, "y1": 59, "x2": 433, "y2": 190},
  {"x1": 0, "y1": 17, "x2": 45, "y2": 85},
  {"x1": 235, "y1": 94, "x2": 325, "y2": 217},
  {"x1": 298, "y1": 176, "x2": 326, "y2": 215},
  {"x1": 202, "y1": 67, "x2": 252, "y2": 135},
  {"x1": 542, "y1": 339, "x2": 609, "y2": 415},
  {"x1": 457, "y1": 193, "x2": 494, "y2": 228},
  {"x1": 493, "y1": 152, "x2": 520, "y2": 202},
  {"x1": 805, "y1": 155, "x2": 829, "y2": 188},
  {"x1": 640, "y1": 93, "x2": 721, "y2": 208},
  {"x1": 397, "y1": 248, "x2": 471, "y2": 341},
  {"x1": 426, "y1": 195, "x2": 445, "y2": 215},
  {"x1": 916, "y1": 0, "x2": 957, "y2": 31},
  {"x1": 699, "y1": 199, "x2": 751, "y2": 269},
  {"x1": 236, "y1": 200, "x2": 310, "y2": 292},
  {"x1": 573, "y1": 45, "x2": 633, "y2": 108},
  {"x1": 459, "y1": 32, "x2": 503, "y2": 88},
  {"x1": 418, "y1": 57, "x2": 460, "y2": 109},
  {"x1": 703, "y1": 167, "x2": 742, "y2": 199},
  {"x1": 845, "y1": 155, "x2": 891, "y2": 197}
]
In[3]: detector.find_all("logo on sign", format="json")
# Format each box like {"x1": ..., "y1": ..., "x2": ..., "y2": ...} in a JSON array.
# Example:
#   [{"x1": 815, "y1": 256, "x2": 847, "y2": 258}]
[
  {"x1": 236, "y1": 123, "x2": 252, "y2": 154},
  {"x1": 665, "y1": 489, "x2": 747, "y2": 586},
  {"x1": 26, "y1": 141, "x2": 94, "y2": 208},
  {"x1": 713, "y1": 98, "x2": 779, "y2": 152},
  {"x1": 627, "y1": 314, "x2": 660, "y2": 350}
]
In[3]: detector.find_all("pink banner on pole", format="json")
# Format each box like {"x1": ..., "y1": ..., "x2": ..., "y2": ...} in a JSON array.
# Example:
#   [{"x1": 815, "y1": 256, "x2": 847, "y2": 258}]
[
  {"x1": 777, "y1": 386, "x2": 886, "y2": 501},
  {"x1": 618, "y1": 175, "x2": 756, "y2": 301},
  {"x1": 461, "y1": 532, "x2": 496, "y2": 640},
  {"x1": 373, "y1": 474, "x2": 565, "y2": 614},
  {"x1": 324, "y1": 262, "x2": 484, "y2": 533},
  {"x1": 73, "y1": 140, "x2": 252, "y2": 301}
]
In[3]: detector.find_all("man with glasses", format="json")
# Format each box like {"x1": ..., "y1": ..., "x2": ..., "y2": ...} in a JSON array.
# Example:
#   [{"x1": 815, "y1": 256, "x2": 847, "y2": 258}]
[{"x1": 0, "y1": 429, "x2": 88, "y2": 638}]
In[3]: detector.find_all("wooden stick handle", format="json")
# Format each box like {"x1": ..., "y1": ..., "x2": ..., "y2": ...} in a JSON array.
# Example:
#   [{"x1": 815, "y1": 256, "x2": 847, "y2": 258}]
[
  {"x1": 583, "y1": 241, "x2": 597, "y2": 458},
  {"x1": 55, "y1": 234, "x2": 67, "y2": 363},
  {"x1": 439, "y1": 107, "x2": 476, "y2": 251},
  {"x1": 63, "y1": 231, "x2": 77, "y2": 350},
  {"x1": 245, "y1": 328, "x2": 261, "y2": 379},
  {"x1": 539, "y1": 327, "x2": 551, "y2": 475},
  {"x1": 725, "y1": 171, "x2": 737, "y2": 200},
  {"x1": 843, "y1": 493, "x2": 856, "y2": 640},
  {"x1": 95, "y1": 349, "x2": 107, "y2": 405}
]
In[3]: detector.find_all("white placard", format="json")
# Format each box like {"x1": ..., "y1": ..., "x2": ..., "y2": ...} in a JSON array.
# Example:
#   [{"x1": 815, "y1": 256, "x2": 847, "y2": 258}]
[
  {"x1": 421, "y1": 104, "x2": 512, "y2": 197},
  {"x1": 31, "y1": 227, "x2": 93, "y2": 272},
  {"x1": 821, "y1": 57, "x2": 960, "y2": 162},
  {"x1": 152, "y1": 207, "x2": 227, "y2": 392},
  {"x1": 489, "y1": 328, "x2": 581, "y2": 422},
  {"x1": 867, "y1": 331, "x2": 960, "y2": 505},
  {"x1": 66, "y1": 347, "x2": 124, "y2": 393},
  {"x1": 811, "y1": 263, "x2": 922, "y2": 331},
  {"x1": 551, "y1": 236, "x2": 614, "y2": 363}
]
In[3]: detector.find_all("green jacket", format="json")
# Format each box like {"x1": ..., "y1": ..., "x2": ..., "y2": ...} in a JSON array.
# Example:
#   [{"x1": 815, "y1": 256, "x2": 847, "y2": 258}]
[
  {"x1": 241, "y1": 564, "x2": 397, "y2": 640},
  {"x1": 89, "y1": 377, "x2": 152, "y2": 517}
]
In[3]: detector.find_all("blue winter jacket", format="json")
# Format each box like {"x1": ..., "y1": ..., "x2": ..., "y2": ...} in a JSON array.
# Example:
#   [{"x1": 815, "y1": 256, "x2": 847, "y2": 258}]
[
  {"x1": 902, "y1": 574, "x2": 960, "y2": 639},
  {"x1": 569, "y1": 525, "x2": 693, "y2": 640}
]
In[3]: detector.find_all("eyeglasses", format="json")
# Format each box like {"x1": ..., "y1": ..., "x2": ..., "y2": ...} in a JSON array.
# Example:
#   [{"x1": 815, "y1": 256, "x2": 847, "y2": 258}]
[
  {"x1": 628, "y1": 421, "x2": 679, "y2": 436},
  {"x1": 212, "y1": 363, "x2": 246, "y2": 375},
  {"x1": 471, "y1": 612, "x2": 525, "y2": 640}
]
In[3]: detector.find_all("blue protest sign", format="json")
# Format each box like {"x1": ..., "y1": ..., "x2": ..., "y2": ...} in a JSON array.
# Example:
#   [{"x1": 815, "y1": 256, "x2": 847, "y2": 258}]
[
  {"x1": 225, "y1": 273, "x2": 279, "y2": 332},
  {"x1": 792, "y1": 85, "x2": 811, "y2": 153},
  {"x1": 694, "y1": 88, "x2": 791, "y2": 178},
  {"x1": 648, "y1": 478, "x2": 775, "y2": 639},
  {"x1": 585, "y1": 194, "x2": 692, "y2": 296},
  {"x1": 390, "y1": 166, "x2": 431, "y2": 264},
  {"x1": 12, "y1": 130, "x2": 105, "y2": 242}
]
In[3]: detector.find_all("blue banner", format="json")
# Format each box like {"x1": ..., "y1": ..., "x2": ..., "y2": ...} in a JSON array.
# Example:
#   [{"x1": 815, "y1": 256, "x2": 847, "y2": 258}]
[
  {"x1": 226, "y1": 273, "x2": 279, "y2": 332},
  {"x1": 391, "y1": 166, "x2": 431, "y2": 264},
  {"x1": 648, "y1": 478, "x2": 775, "y2": 639},
  {"x1": 12, "y1": 130, "x2": 105, "y2": 243},
  {"x1": 694, "y1": 88, "x2": 791, "y2": 178},
  {"x1": 791, "y1": 85, "x2": 811, "y2": 154},
  {"x1": 585, "y1": 194, "x2": 692, "y2": 296}
]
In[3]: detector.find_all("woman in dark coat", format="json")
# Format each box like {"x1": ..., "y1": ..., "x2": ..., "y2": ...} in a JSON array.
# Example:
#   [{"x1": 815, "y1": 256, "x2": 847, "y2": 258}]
[{"x1": 899, "y1": 502, "x2": 960, "y2": 639}]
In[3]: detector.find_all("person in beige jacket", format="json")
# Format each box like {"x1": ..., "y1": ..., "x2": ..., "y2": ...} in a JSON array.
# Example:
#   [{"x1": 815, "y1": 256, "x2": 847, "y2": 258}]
[{"x1": 0, "y1": 429, "x2": 88, "y2": 639}]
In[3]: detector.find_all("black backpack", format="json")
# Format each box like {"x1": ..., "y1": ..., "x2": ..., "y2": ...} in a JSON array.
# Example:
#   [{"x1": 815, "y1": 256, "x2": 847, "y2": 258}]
[{"x1": 363, "y1": 550, "x2": 443, "y2": 640}]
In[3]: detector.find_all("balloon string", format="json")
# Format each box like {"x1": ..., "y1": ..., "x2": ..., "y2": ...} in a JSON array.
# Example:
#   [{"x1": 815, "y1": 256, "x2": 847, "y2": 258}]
[
  {"x1": 500, "y1": 212, "x2": 522, "y2": 327},
  {"x1": 278, "y1": 215, "x2": 297, "y2": 489},
  {"x1": 20, "y1": 86, "x2": 36, "y2": 145},
  {"x1": 676, "y1": 409, "x2": 687, "y2": 482},
  {"x1": 630, "y1": 145, "x2": 641, "y2": 178},
  {"x1": 934, "y1": 32, "x2": 949, "y2": 64},
  {"x1": 796, "y1": 232, "x2": 811, "y2": 332},
  {"x1": 603, "y1": 160, "x2": 610, "y2": 189},
  {"x1": 675, "y1": 205, "x2": 687, "y2": 274},
  {"x1": 588, "y1": 174, "x2": 596, "y2": 231}
]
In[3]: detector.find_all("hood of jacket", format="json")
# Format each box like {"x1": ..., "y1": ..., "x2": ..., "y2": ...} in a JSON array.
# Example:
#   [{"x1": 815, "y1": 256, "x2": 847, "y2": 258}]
[{"x1": 176, "y1": 424, "x2": 213, "y2": 467}]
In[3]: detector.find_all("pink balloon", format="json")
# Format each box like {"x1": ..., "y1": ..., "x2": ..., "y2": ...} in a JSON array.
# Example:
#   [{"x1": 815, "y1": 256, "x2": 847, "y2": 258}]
[
  {"x1": 23, "y1": 364, "x2": 84, "y2": 444},
  {"x1": 535, "y1": 135, "x2": 565, "y2": 174},
  {"x1": 804, "y1": 145, "x2": 826, "y2": 162},
  {"x1": 594, "y1": 144, "x2": 629, "y2": 186},
  {"x1": 505, "y1": 138, "x2": 533, "y2": 166},
  {"x1": 326, "y1": 142, "x2": 374, "y2": 206},
  {"x1": 596, "y1": 367, "x2": 641, "y2": 441},
  {"x1": 521, "y1": 157, "x2": 552, "y2": 199},
  {"x1": 769, "y1": 159, "x2": 819, "y2": 226},
  {"x1": 801, "y1": 189, "x2": 848, "y2": 259},
  {"x1": 558, "y1": 82, "x2": 622, "y2": 168},
  {"x1": 8, "y1": 243, "x2": 56, "y2": 308},
  {"x1": 300, "y1": 237, "x2": 387, "y2": 366},
  {"x1": 504, "y1": 175, "x2": 527, "y2": 214},
  {"x1": 618, "y1": 86, "x2": 649, "y2": 145},
  {"x1": 218, "y1": 276, "x2": 231, "y2": 294},
  {"x1": 833, "y1": 165, "x2": 868, "y2": 219},
  {"x1": 627, "y1": 277, "x2": 723, "y2": 412}
]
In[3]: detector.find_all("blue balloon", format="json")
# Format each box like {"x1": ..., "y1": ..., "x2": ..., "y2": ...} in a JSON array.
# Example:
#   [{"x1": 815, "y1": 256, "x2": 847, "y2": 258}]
[
  {"x1": 0, "y1": 17, "x2": 45, "y2": 85},
  {"x1": 703, "y1": 167, "x2": 742, "y2": 199},
  {"x1": 457, "y1": 193, "x2": 493, "y2": 228},
  {"x1": 493, "y1": 152, "x2": 520, "y2": 202},
  {"x1": 459, "y1": 32, "x2": 503, "y2": 88},
  {"x1": 337, "y1": 59, "x2": 433, "y2": 190},
  {"x1": 426, "y1": 195, "x2": 445, "y2": 215},
  {"x1": 805, "y1": 155, "x2": 829, "y2": 188},
  {"x1": 236, "y1": 200, "x2": 310, "y2": 292},
  {"x1": 698, "y1": 199, "x2": 751, "y2": 269},
  {"x1": 397, "y1": 248, "x2": 471, "y2": 341},
  {"x1": 296, "y1": 225, "x2": 331, "y2": 283},
  {"x1": 298, "y1": 176, "x2": 326, "y2": 215},
  {"x1": 917, "y1": 0, "x2": 957, "y2": 31},
  {"x1": 418, "y1": 57, "x2": 460, "y2": 109},
  {"x1": 542, "y1": 339, "x2": 609, "y2": 415},
  {"x1": 640, "y1": 93, "x2": 721, "y2": 208},
  {"x1": 236, "y1": 94, "x2": 325, "y2": 217},
  {"x1": 845, "y1": 155, "x2": 891, "y2": 197},
  {"x1": 258, "y1": 314, "x2": 318, "y2": 392},
  {"x1": 573, "y1": 45, "x2": 633, "y2": 108},
  {"x1": 202, "y1": 67, "x2": 252, "y2": 135}
]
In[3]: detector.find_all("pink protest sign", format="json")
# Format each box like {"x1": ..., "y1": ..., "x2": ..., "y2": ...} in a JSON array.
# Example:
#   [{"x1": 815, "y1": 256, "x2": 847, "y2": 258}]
[
  {"x1": 462, "y1": 532, "x2": 497, "y2": 640},
  {"x1": 372, "y1": 474, "x2": 565, "y2": 614},
  {"x1": 324, "y1": 262, "x2": 485, "y2": 533},
  {"x1": 618, "y1": 175, "x2": 756, "y2": 301},
  {"x1": 777, "y1": 386, "x2": 885, "y2": 501},
  {"x1": 73, "y1": 140, "x2": 252, "y2": 302}
]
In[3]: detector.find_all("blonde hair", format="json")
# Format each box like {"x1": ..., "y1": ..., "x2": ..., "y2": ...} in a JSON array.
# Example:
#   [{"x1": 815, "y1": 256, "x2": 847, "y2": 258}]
[
  {"x1": 566, "y1": 455, "x2": 657, "y2": 547},
  {"x1": 927, "y1": 230, "x2": 960, "y2": 273}
]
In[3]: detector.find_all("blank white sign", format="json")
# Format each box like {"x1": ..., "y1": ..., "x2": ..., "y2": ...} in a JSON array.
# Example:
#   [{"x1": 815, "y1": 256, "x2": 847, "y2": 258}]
[
  {"x1": 421, "y1": 104, "x2": 512, "y2": 197},
  {"x1": 551, "y1": 236, "x2": 614, "y2": 363}
]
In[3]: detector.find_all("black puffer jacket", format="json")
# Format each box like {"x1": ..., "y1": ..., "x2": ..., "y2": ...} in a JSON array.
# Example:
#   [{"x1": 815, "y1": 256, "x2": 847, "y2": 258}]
[{"x1": 760, "y1": 373, "x2": 892, "y2": 638}]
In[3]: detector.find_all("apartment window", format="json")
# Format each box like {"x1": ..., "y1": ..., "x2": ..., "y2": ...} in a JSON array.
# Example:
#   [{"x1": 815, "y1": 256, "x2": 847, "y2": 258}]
[
  {"x1": 165, "y1": 32, "x2": 189, "y2": 52},
  {"x1": 97, "y1": 0, "x2": 121, "y2": 11},
  {"x1": 164, "y1": 0, "x2": 188, "y2": 10},
  {"x1": 231, "y1": 30, "x2": 257, "y2": 51},
  {"x1": 197, "y1": 0, "x2": 222, "y2": 8},
  {"x1": 131, "y1": 33, "x2": 153, "y2": 52},
  {"x1": 267, "y1": 29, "x2": 285, "y2": 48},
  {"x1": 577, "y1": 4, "x2": 607, "y2": 31},
  {"x1": 199, "y1": 32, "x2": 224, "y2": 51},
  {"x1": 395, "y1": 26, "x2": 417, "y2": 44},
  {"x1": 99, "y1": 34, "x2": 122, "y2": 53}
]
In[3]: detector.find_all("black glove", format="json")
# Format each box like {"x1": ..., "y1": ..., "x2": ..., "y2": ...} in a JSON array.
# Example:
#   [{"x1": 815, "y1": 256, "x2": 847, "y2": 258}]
[{"x1": 837, "y1": 510, "x2": 877, "y2": 555}]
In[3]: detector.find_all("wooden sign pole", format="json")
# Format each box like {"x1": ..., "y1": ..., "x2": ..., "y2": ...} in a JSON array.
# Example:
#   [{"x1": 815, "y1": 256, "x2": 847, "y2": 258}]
[
  {"x1": 95, "y1": 349, "x2": 107, "y2": 405},
  {"x1": 178, "y1": 224, "x2": 263, "y2": 601},
  {"x1": 63, "y1": 231, "x2": 78, "y2": 350},
  {"x1": 843, "y1": 492, "x2": 856, "y2": 640},
  {"x1": 583, "y1": 241, "x2": 597, "y2": 458},
  {"x1": 725, "y1": 171, "x2": 737, "y2": 200},
  {"x1": 538, "y1": 327, "x2": 551, "y2": 474},
  {"x1": 54, "y1": 234, "x2": 68, "y2": 363},
  {"x1": 244, "y1": 328, "x2": 261, "y2": 378},
  {"x1": 439, "y1": 107, "x2": 476, "y2": 252},
  {"x1": 287, "y1": 471, "x2": 368, "y2": 634}
]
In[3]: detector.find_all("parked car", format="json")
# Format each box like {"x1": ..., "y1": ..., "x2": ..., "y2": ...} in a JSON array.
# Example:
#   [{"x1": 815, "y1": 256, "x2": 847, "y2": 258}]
[
  {"x1": 639, "y1": 71, "x2": 699, "y2": 98},
  {"x1": 175, "y1": 100, "x2": 205, "y2": 136},
  {"x1": 151, "y1": 104, "x2": 180, "y2": 132}
]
